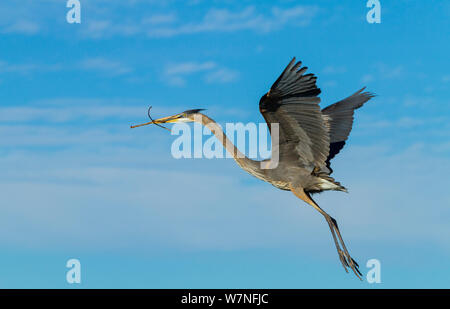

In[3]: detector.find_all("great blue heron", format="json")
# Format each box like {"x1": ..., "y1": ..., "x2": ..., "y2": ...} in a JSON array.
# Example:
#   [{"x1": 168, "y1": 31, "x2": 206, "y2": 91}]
[{"x1": 131, "y1": 58, "x2": 374, "y2": 279}]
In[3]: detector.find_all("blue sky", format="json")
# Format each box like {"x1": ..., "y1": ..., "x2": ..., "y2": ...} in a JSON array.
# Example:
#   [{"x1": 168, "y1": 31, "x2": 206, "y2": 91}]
[{"x1": 0, "y1": 0, "x2": 449, "y2": 288}]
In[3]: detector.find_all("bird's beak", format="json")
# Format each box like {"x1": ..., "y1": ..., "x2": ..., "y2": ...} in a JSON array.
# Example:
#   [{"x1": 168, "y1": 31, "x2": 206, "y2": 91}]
[{"x1": 130, "y1": 114, "x2": 183, "y2": 129}]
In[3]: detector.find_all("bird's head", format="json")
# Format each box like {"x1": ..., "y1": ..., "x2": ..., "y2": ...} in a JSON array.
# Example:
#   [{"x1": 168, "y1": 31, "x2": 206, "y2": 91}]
[{"x1": 130, "y1": 108, "x2": 205, "y2": 129}]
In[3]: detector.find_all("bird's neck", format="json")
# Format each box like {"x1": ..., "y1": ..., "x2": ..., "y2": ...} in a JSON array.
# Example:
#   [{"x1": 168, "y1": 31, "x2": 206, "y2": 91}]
[{"x1": 194, "y1": 114, "x2": 265, "y2": 177}]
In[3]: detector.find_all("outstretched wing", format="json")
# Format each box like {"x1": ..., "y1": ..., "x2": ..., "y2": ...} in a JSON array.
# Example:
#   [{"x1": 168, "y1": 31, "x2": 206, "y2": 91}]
[
  {"x1": 322, "y1": 87, "x2": 375, "y2": 164},
  {"x1": 259, "y1": 58, "x2": 330, "y2": 170}
]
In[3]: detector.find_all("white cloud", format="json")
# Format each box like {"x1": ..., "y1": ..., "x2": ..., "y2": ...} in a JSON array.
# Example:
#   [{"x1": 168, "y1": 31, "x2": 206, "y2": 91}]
[
  {"x1": 147, "y1": 5, "x2": 318, "y2": 38},
  {"x1": 361, "y1": 63, "x2": 404, "y2": 83},
  {"x1": 361, "y1": 74, "x2": 374, "y2": 83},
  {"x1": 165, "y1": 75, "x2": 186, "y2": 86},
  {"x1": 205, "y1": 68, "x2": 239, "y2": 84},
  {"x1": 163, "y1": 61, "x2": 215, "y2": 86},
  {"x1": 0, "y1": 58, "x2": 132, "y2": 77},
  {"x1": 0, "y1": 97, "x2": 188, "y2": 125},
  {"x1": 82, "y1": 20, "x2": 114, "y2": 39},
  {"x1": 0, "y1": 61, "x2": 37, "y2": 74},
  {"x1": 163, "y1": 61, "x2": 238, "y2": 86},
  {"x1": 402, "y1": 95, "x2": 435, "y2": 107},
  {"x1": 322, "y1": 65, "x2": 347, "y2": 74},
  {"x1": 0, "y1": 60, "x2": 61, "y2": 75},
  {"x1": 165, "y1": 61, "x2": 216, "y2": 75},
  {"x1": 69, "y1": 4, "x2": 319, "y2": 39},
  {"x1": 81, "y1": 19, "x2": 143, "y2": 39},
  {"x1": 0, "y1": 105, "x2": 143, "y2": 124},
  {"x1": 322, "y1": 80, "x2": 338, "y2": 88},
  {"x1": 142, "y1": 13, "x2": 177, "y2": 25},
  {"x1": 2, "y1": 20, "x2": 40, "y2": 35},
  {"x1": 79, "y1": 58, "x2": 133, "y2": 76},
  {"x1": 376, "y1": 63, "x2": 404, "y2": 79},
  {"x1": 0, "y1": 2, "x2": 318, "y2": 39}
]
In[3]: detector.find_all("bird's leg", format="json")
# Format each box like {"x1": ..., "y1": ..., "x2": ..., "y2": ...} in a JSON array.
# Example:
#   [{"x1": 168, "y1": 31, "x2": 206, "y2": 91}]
[
  {"x1": 289, "y1": 185, "x2": 362, "y2": 279},
  {"x1": 315, "y1": 209, "x2": 349, "y2": 271},
  {"x1": 324, "y1": 216, "x2": 350, "y2": 271},
  {"x1": 328, "y1": 216, "x2": 362, "y2": 278}
]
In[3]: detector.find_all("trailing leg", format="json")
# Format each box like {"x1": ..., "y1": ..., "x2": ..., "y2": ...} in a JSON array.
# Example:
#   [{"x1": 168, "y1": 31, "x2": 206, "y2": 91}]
[{"x1": 290, "y1": 185, "x2": 362, "y2": 279}]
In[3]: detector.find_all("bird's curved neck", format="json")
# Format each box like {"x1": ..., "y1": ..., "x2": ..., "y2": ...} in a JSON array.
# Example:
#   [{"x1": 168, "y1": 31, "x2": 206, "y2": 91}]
[{"x1": 193, "y1": 114, "x2": 264, "y2": 176}]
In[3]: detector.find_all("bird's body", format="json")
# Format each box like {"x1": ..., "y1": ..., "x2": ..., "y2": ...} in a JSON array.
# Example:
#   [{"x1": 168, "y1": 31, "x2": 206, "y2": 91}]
[{"x1": 131, "y1": 57, "x2": 374, "y2": 279}]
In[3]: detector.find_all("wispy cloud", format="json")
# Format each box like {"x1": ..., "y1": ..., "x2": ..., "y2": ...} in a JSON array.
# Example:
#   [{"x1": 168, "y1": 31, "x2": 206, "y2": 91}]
[
  {"x1": 321, "y1": 80, "x2": 338, "y2": 88},
  {"x1": 0, "y1": 61, "x2": 37, "y2": 74},
  {"x1": 142, "y1": 13, "x2": 177, "y2": 25},
  {"x1": 402, "y1": 94, "x2": 436, "y2": 107},
  {"x1": 163, "y1": 61, "x2": 238, "y2": 86},
  {"x1": 2, "y1": 20, "x2": 40, "y2": 35},
  {"x1": 0, "y1": 97, "x2": 188, "y2": 126},
  {"x1": 361, "y1": 74, "x2": 374, "y2": 83},
  {"x1": 376, "y1": 62, "x2": 404, "y2": 79},
  {"x1": 77, "y1": 5, "x2": 318, "y2": 39},
  {"x1": 0, "y1": 105, "x2": 143, "y2": 124},
  {"x1": 361, "y1": 62, "x2": 406, "y2": 84},
  {"x1": 0, "y1": 56, "x2": 235, "y2": 85},
  {"x1": 359, "y1": 115, "x2": 448, "y2": 130},
  {"x1": 361, "y1": 62, "x2": 405, "y2": 83},
  {"x1": 79, "y1": 58, "x2": 133, "y2": 76},
  {"x1": 205, "y1": 68, "x2": 239, "y2": 84},
  {"x1": 81, "y1": 20, "x2": 142, "y2": 39},
  {"x1": 0, "y1": 58, "x2": 132, "y2": 77},
  {"x1": 147, "y1": 5, "x2": 318, "y2": 38},
  {"x1": 165, "y1": 61, "x2": 216, "y2": 75},
  {"x1": 0, "y1": 2, "x2": 319, "y2": 39},
  {"x1": 0, "y1": 60, "x2": 61, "y2": 75},
  {"x1": 322, "y1": 65, "x2": 347, "y2": 74}
]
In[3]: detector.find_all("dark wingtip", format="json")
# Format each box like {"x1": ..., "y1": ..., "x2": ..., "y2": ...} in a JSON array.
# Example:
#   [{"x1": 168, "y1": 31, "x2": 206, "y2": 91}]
[
  {"x1": 184, "y1": 108, "x2": 206, "y2": 114},
  {"x1": 360, "y1": 87, "x2": 377, "y2": 98}
]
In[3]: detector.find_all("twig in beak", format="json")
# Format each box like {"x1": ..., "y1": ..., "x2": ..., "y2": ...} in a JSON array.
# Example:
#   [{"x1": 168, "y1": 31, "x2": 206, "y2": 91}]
[
  {"x1": 130, "y1": 106, "x2": 172, "y2": 132},
  {"x1": 147, "y1": 106, "x2": 172, "y2": 132}
]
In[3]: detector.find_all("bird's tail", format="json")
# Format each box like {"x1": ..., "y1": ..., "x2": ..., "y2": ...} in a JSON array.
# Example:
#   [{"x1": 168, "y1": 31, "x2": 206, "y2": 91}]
[{"x1": 313, "y1": 169, "x2": 348, "y2": 193}]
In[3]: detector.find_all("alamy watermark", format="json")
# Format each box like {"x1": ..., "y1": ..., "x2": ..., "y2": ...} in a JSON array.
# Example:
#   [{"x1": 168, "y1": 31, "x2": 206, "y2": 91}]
[
  {"x1": 61, "y1": 257, "x2": 380, "y2": 284},
  {"x1": 366, "y1": 258, "x2": 382, "y2": 283},
  {"x1": 366, "y1": 0, "x2": 381, "y2": 24},
  {"x1": 66, "y1": 258, "x2": 81, "y2": 284},
  {"x1": 65, "y1": 1, "x2": 380, "y2": 26},
  {"x1": 66, "y1": 0, "x2": 81, "y2": 24},
  {"x1": 169, "y1": 115, "x2": 280, "y2": 169}
]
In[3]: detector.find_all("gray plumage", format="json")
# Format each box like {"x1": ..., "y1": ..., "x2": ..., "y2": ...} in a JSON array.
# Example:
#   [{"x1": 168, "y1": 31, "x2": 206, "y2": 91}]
[
  {"x1": 323, "y1": 87, "x2": 374, "y2": 144},
  {"x1": 258, "y1": 58, "x2": 373, "y2": 195}
]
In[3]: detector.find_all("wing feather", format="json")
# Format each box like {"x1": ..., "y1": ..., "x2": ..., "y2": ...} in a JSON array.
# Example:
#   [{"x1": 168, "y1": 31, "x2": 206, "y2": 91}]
[
  {"x1": 321, "y1": 87, "x2": 375, "y2": 171},
  {"x1": 322, "y1": 87, "x2": 375, "y2": 143},
  {"x1": 259, "y1": 57, "x2": 329, "y2": 169}
]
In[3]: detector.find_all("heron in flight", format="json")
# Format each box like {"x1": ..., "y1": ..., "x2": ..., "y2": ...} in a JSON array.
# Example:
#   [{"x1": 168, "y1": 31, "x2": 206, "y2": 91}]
[{"x1": 131, "y1": 58, "x2": 374, "y2": 279}]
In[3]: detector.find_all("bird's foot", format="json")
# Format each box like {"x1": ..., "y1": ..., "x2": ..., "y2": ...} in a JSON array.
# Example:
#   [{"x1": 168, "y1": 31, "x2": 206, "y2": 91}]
[
  {"x1": 340, "y1": 250, "x2": 362, "y2": 280},
  {"x1": 337, "y1": 249, "x2": 349, "y2": 271}
]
